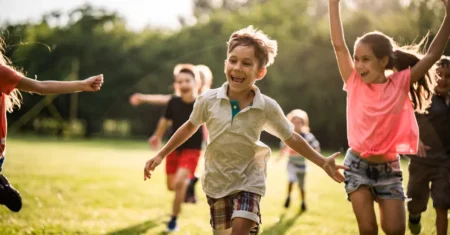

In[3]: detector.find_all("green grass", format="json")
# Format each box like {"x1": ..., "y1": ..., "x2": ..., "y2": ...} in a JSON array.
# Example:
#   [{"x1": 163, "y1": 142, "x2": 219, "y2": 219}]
[{"x1": 0, "y1": 135, "x2": 445, "y2": 234}]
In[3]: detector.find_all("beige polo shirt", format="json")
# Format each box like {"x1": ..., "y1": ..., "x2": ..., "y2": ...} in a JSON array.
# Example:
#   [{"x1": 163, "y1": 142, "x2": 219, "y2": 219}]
[{"x1": 189, "y1": 82, "x2": 294, "y2": 198}]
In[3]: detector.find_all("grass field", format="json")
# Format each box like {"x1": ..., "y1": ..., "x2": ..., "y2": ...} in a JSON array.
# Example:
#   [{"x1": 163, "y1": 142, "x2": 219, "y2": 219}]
[{"x1": 0, "y1": 135, "x2": 445, "y2": 235}]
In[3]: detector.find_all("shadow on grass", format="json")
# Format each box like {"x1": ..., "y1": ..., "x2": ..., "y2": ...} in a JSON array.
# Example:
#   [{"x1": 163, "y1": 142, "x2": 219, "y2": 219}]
[
  {"x1": 105, "y1": 219, "x2": 160, "y2": 235},
  {"x1": 260, "y1": 211, "x2": 304, "y2": 235}
]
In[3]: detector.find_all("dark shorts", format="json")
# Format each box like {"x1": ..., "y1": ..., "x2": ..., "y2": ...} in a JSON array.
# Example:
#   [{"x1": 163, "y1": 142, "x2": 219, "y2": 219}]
[
  {"x1": 343, "y1": 150, "x2": 406, "y2": 201},
  {"x1": 0, "y1": 156, "x2": 4, "y2": 172},
  {"x1": 407, "y1": 160, "x2": 450, "y2": 211}
]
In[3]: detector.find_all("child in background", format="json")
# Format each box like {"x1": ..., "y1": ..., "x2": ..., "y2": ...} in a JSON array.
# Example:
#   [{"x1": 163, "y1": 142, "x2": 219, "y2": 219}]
[
  {"x1": 406, "y1": 56, "x2": 450, "y2": 235},
  {"x1": 0, "y1": 37, "x2": 104, "y2": 212},
  {"x1": 279, "y1": 109, "x2": 320, "y2": 212},
  {"x1": 147, "y1": 64, "x2": 203, "y2": 232},
  {"x1": 129, "y1": 64, "x2": 213, "y2": 203}
]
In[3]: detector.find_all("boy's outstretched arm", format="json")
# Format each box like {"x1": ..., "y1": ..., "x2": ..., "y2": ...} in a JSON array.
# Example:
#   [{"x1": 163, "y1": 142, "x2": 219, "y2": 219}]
[
  {"x1": 16, "y1": 74, "x2": 103, "y2": 94},
  {"x1": 283, "y1": 132, "x2": 349, "y2": 183},
  {"x1": 329, "y1": 0, "x2": 354, "y2": 82},
  {"x1": 144, "y1": 121, "x2": 199, "y2": 180},
  {"x1": 410, "y1": 1, "x2": 450, "y2": 84},
  {"x1": 129, "y1": 93, "x2": 172, "y2": 106}
]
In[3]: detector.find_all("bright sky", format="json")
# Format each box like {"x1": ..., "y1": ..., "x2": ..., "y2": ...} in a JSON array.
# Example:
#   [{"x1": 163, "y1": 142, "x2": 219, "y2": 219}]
[{"x1": 0, "y1": 0, "x2": 194, "y2": 30}]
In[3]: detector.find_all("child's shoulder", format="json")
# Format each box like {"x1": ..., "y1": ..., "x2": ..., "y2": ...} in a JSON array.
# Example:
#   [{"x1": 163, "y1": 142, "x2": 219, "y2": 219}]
[
  {"x1": 259, "y1": 93, "x2": 280, "y2": 108},
  {"x1": 390, "y1": 68, "x2": 411, "y2": 79}
]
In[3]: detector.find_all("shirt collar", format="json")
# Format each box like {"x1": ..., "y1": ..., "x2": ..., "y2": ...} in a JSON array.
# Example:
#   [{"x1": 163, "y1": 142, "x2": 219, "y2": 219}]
[{"x1": 217, "y1": 82, "x2": 265, "y2": 110}]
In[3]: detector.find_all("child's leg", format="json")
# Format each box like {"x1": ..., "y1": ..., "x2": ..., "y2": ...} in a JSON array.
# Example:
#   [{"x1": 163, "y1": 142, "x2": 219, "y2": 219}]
[
  {"x1": 435, "y1": 207, "x2": 448, "y2": 235},
  {"x1": 429, "y1": 166, "x2": 450, "y2": 235},
  {"x1": 166, "y1": 174, "x2": 175, "y2": 191},
  {"x1": 171, "y1": 168, "x2": 190, "y2": 216},
  {"x1": 343, "y1": 150, "x2": 378, "y2": 235},
  {"x1": 231, "y1": 192, "x2": 261, "y2": 235},
  {"x1": 374, "y1": 158, "x2": 406, "y2": 235},
  {"x1": 231, "y1": 218, "x2": 254, "y2": 235},
  {"x1": 349, "y1": 187, "x2": 378, "y2": 235},
  {"x1": 165, "y1": 151, "x2": 179, "y2": 191},
  {"x1": 285, "y1": 162, "x2": 297, "y2": 208},
  {"x1": 378, "y1": 199, "x2": 405, "y2": 235},
  {"x1": 0, "y1": 156, "x2": 22, "y2": 212},
  {"x1": 297, "y1": 172, "x2": 305, "y2": 201}
]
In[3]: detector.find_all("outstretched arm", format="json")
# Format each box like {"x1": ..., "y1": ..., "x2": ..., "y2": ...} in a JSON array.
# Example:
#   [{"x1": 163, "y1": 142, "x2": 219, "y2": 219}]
[
  {"x1": 411, "y1": 1, "x2": 450, "y2": 84},
  {"x1": 148, "y1": 117, "x2": 171, "y2": 149},
  {"x1": 129, "y1": 93, "x2": 172, "y2": 106},
  {"x1": 16, "y1": 74, "x2": 104, "y2": 94},
  {"x1": 144, "y1": 121, "x2": 199, "y2": 180},
  {"x1": 329, "y1": 0, "x2": 354, "y2": 82},
  {"x1": 284, "y1": 132, "x2": 348, "y2": 183}
]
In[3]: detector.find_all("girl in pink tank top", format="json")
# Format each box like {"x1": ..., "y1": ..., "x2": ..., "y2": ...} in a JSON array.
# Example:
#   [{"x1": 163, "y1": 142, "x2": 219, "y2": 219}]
[{"x1": 329, "y1": 0, "x2": 450, "y2": 234}]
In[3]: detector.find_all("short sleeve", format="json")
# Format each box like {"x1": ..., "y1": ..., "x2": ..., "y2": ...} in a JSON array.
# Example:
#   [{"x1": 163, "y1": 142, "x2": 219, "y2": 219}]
[
  {"x1": 263, "y1": 98, "x2": 294, "y2": 140},
  {"x1": 189, "y1": 94, "x2": 207, "y2": 127},
  {"x1": 343, "y1": 69, "x2": 359, "y2": 92},
  {"x1": 391, "y1": 68, "x2": 411, "y2": 94},
  {"x1": 0, "y1": 65, "x2": 23, "y2": 94}
]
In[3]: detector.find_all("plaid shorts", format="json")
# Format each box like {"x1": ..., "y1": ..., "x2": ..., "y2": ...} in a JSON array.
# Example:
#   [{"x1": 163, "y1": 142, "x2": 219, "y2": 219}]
[{"x1": 207, "y1": 191, "x2": 261, "y2": 235}]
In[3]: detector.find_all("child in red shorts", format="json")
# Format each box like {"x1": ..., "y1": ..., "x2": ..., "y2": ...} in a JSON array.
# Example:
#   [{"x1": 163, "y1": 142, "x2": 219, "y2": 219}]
[{"x1": 147, "y1": 64, "x2": 203, "y2": 232}]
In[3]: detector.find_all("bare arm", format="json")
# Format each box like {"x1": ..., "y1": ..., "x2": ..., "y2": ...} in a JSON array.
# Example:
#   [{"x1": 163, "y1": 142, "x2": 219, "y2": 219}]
[
  {"x1": 284, "y1": 133, "x2": 326, "y2": 167},
  {"x1": 16, "y1": 75, "x2": 103, "y2": 95},
  {"x1": 148, "y1": 117, "x2": 171, "y2": 149},
  {"x1": 284, "y1": 132, "x2": 348, "y2": 183},
  {"x1": 329, "y1": 0, "x2": 354, "y2": 82},
  {"x1": 129, "y1": 93, "x2": 172, "y2": 106},
  {"x1": 152, "y1": 117, "x2": 170, "y2": 138},
  {"x1": 411, "y1": 3, "x2": 450, "y2": 84},
  {"x1": 144, "y1": 121, "x2": 199, "y2": 179}
]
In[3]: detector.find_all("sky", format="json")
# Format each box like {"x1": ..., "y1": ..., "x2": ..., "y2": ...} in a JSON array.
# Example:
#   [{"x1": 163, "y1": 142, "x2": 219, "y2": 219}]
[{"x1": 0, "y1": 0, "x2": 194, "y2": 30}]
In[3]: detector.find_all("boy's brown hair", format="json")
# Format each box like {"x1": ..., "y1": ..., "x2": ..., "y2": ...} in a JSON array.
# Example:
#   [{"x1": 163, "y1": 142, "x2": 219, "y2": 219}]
[{"x1": 226, "y1": 26, "x2": 278, "y2": 68}]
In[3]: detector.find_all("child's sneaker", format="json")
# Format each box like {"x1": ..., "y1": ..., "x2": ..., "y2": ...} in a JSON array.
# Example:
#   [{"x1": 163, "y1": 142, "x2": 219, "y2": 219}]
[
  {"x1": 408, "y1": 215, "x2": 421, "y2": 235},
  {"x1": 167, "y1": 216, "x2": 178, "y2": 232},
  {"x1": 301, "y1": 202, "x2": 307, "y2": 212},
  {"x1": 0, "y1": 174, "x2": 22, "y2": 212},
  {"x1": 284, "y1": 196, "x2": 290, "y2": 208},
  {"x1": 185, "y1": 195, "x2": 197, "y2": 204}
]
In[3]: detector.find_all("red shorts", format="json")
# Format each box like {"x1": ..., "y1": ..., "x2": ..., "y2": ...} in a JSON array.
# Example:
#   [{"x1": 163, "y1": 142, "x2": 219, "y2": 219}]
[{"x1": 165, "y1": 149, "x2": 201, "y2": 178}]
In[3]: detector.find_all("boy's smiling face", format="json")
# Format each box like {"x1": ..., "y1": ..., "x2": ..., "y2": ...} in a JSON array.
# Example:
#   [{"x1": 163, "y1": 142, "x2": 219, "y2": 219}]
[{"x1": 224, "y1": 45, "x2": 266, "y2": 93}]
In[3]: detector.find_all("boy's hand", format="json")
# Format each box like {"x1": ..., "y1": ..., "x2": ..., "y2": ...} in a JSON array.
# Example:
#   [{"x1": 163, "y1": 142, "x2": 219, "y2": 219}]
[
  {"x1": 129, "y1": 93, "x2": 142, "y2": 106},
  {"x1": 322, "y1": 152, "x2": 349, "y2": 183},
  {"x1": 148, "y1": 135, "x2": 162, "y2": 150},
  {"x1": 82, "y1": 74, "x2": 104, "y2": 91},
  {"x1": 144, "y1": 155, "x2": 164, "y2": 180}
]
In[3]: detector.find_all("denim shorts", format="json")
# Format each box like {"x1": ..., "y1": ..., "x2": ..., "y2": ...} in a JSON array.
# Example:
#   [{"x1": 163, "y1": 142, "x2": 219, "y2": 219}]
[{"x1": 343, "y1": 149, "x2": 406, "y2": 201}]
